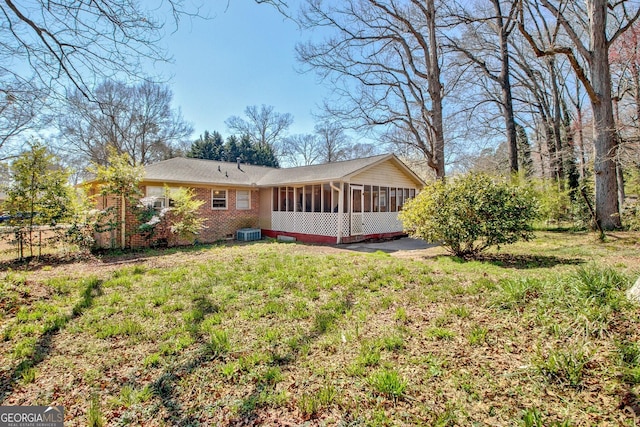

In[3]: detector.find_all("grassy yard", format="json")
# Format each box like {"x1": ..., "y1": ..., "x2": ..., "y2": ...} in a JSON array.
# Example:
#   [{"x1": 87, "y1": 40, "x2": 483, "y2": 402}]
[{"x1": 0, "y1": 231, "x2": 639, "y2": 426}]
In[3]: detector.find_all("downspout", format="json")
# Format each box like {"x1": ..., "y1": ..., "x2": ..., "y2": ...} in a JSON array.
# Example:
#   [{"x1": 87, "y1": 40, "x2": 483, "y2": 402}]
[
  {"x1": 330, "y1": 181, "x2": 343, "y2": 244},
  {"x1": 121, "y1": 194, "x2": 126, "y2": 249}
]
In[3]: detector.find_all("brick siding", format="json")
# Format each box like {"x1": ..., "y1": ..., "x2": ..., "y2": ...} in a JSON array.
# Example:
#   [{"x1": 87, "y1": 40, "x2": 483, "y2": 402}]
[{"x1": 92, "y1": 185, "x2": 260, "y2": 249}]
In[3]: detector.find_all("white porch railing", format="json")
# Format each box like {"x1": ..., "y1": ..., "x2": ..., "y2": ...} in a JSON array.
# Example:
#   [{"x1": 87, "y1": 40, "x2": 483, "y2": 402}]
[
  {"x1": 271, "y1": 212, "x2": 339, "y2": 237},
  {"x1": 270, "y1": 211, "x2": 403, "y2": 237}
]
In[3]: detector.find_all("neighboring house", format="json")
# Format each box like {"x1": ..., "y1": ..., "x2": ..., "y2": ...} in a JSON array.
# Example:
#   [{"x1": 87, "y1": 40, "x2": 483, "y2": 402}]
[{"x1": 89, "y1": 153, "x2": 425, "y2": 248}]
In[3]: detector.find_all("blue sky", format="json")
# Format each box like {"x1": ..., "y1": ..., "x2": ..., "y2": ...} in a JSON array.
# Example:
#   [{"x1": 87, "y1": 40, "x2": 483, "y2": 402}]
[{"x1": 158, "y1": 0, "x2": 325, "y2": 140}]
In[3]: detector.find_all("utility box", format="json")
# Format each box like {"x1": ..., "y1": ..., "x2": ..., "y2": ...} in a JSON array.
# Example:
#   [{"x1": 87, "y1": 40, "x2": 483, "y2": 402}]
[{"x1": 236, "y1": 228, "x2": 261, "y2": 242}]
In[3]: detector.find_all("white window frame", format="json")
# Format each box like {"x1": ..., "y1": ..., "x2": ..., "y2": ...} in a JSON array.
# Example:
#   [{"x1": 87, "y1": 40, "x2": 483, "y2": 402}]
[
  {"x1": 211, "y1": 188, "x2": 228, "y2": 210},
  {"x1": 236, "y1": 190, "x2": 251, "y2": 210}
]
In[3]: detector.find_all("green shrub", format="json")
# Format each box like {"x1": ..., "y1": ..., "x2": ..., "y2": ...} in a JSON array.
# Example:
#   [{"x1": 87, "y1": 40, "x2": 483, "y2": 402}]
[{"x1": 400, "y1": 173, "x2": 538, "y2": 258}]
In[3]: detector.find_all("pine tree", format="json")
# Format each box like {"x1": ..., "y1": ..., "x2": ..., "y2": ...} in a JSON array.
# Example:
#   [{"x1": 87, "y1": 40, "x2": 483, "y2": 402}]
[{"x1": 187, "y1": 131, "x2": 225, "y2": 160}]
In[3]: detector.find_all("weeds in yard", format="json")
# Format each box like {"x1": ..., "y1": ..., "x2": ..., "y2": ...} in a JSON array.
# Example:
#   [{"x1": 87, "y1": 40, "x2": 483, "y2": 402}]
[
  {"x1": 357, "y1": 341, "x2": 381, "y2": 367},
  {"x1": 297, "y1": 384, "x2": 338, "y2": 418},
  {"x1": 87, "y1": 394, "x2": 105, "y2": 427},
  {"x1": 572, "y1": 265, "x2": 629, "y2": 309},
  {"x1": 468, "y1": 325, "x2": 489, "y2": 346},
  {"x1": 368, "y1": 368, "x2": 407, "y2": 400},
  {"x1": 20, "y1": 367, "x2": 36, "y2": 384},
  {"x1": 207, "y1": 329, "x2": 230, "y2": 356},
  {"x1": 493, "y1": 277, "x2": 542, "y2": 310},
  {"x1": 521, "y1": 408, "x2": 573, "y2": 427},
  {"x1": 379, "y1": 333, "x2": 404, "y2": 351},
  {"x1": 449, "y1": 305, "x2": 471, "y2": 318},
  {"x1": 532, "y1": 346, "x2": 591, "y2": 388},
  {"x1": 313, "y1": 310, "x2": 337, "y2": 334},
  {"x1": 425, "y1": 327, "x2": 455, "y2": 340}
]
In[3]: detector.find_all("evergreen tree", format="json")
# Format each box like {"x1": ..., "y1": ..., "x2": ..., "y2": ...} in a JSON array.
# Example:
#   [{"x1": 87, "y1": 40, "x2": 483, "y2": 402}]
[
  {"x1": 187, "y1": 131, "x2": 279, "y2": 167},
  {"x1": 187, "y1": 131, "x2": 225, "y2": 160},
  {"x1": 225, "y1": 135, "x2": 241, "y2": 163},
  {"x1": 254, "y1": 145, "x2": 279, "y2": 168},
  {"x1": 239, "y1": 134, "x2": 255, "y2": 164},
  {"x1": 515, "y1": 123, "x2": 533, "y2": 176},
  {"x1": 5, "y1": 141, "x2": 74, "y2": 227},
  {"x1": 5, "y1": 141, "x2": 75, "y2": 257}
]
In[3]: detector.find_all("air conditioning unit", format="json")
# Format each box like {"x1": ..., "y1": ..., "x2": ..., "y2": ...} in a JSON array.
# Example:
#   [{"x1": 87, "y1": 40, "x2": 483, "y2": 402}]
[{"x1": 236, "y1": 228, "x2": 261, "y2": 242}]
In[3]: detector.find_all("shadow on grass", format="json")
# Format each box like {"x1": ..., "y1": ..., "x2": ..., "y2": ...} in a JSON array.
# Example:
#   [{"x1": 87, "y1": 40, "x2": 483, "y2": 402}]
[
  {"x1": 0, "y1": 277, "x2": 102, "y2": 403},
  {"x1": 474, "y1": 253, "x2": 585, "y2": 269},
  {"x1": 423, "y1": 253, "x2": 585, "y2": 269},
  {"x1": 137, "y1": 294, "x2": 346, "y2": 426},
  {"x1": 0, "y1": 240, "x2": 265, "y2": 273}
]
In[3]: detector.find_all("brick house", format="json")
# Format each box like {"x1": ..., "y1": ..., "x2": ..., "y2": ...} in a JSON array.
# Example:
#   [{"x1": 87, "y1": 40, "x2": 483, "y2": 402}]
[{"x1": 90, "y1": 153, "x2": 425, "y2": 248}]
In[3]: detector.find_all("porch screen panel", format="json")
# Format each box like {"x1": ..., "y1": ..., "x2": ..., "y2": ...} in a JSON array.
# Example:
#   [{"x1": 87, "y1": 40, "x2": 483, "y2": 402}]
[
  {"x1": 273, "y1": 187, "x2": 279, "y2": 211},
  {"x1": 287, "y1": 187, "x2": 294, "y2": 212},
  {"x1": 313, "y1": 185, "x2": 321, "y2": 212},
  {"x1": 343, "y1": 184, "x2": 349, "y2": 213},
  {"x1": 372, "y1": 186, "x2": 379, "y2": 212},
  {"x1": 364, "y1": 185, "x2": 372, "y2": 212},
  {"x1": 323, "y1": 184, "x2": 332, "y2": 213},
  {"x1": 278, "y1": 187, "x2": 287, "y2": 212},
  {"x1": 379, "y1": 187, "x2": 388, "y2": 212},
  {"x1": 389, "y1": 188, "x2": 398, "y2": 212},
  {"x1": 304, "y1": 186, "x2": 312, "y2": 212}
]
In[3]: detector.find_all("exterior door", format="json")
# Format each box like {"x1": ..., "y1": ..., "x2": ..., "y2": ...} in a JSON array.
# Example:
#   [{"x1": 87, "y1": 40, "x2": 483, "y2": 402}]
[{"x1": 350, "y1": 185, "x2": 364, "y2": 235}]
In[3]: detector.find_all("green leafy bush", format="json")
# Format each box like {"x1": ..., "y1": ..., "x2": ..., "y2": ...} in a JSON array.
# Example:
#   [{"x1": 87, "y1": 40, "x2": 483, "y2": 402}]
[{"x1": 400, "y1": 173, "x2": 538, "y2": 258}]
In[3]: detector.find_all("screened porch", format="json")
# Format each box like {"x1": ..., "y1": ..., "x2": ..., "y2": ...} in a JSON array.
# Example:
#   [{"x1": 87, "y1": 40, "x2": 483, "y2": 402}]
[{"x1": 270, "y1": 183, "x2": 418, "y2": 242}]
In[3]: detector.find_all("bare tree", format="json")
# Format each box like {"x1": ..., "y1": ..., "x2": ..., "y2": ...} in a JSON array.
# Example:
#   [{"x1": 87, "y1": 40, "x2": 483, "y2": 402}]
[
  {"x1": 0, "y1": 0, "x2": 197, "y2": 100},
  {"x1": 444, "y1": 0, "x2": 520, "y2": 173},
  {"x1": 282, "y1": 133, "x2": 322, "y2": 166},
  {"x1": 0, "y1": 77, "x2": 48, "y2": 159},
  {"x1": 298, "y1": 0, "x2": 446, "y2": 178},
  {"x1": 314, "y1": 121, "x2": 351, "y2": 163},
  {"x1": 225, "y1": 105, "x2": 293, "y2": 163},
  {"x1": 518, "y1": 0, "x2": 640, "y2": 230},
  {"x1": 58, "y1": 80, "x2": 193, "y2": 167}
]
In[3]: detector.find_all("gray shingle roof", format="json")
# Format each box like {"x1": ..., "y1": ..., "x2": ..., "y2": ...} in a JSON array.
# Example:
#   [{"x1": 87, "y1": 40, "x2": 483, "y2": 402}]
[
  {"x1": 143, "y1": 157, "x2": 275, "y2": 186},
  {"x1": 258, "y1": 153, "x2": 393, "y2": 185},
  {"x1": 141, "y1": 154, "x2": 423, "y2": 187}
]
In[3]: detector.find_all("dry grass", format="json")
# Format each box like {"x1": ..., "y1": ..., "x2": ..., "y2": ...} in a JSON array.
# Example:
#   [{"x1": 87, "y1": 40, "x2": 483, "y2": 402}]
[{"x1": 0, "y1": 231, "x2": 639, "y2": 426}]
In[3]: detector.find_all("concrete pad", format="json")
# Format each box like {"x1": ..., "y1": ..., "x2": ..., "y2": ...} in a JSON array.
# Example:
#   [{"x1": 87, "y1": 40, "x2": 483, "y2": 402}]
[{"x1": 344, "y1": 237, "x2": 434, "y2": 253}]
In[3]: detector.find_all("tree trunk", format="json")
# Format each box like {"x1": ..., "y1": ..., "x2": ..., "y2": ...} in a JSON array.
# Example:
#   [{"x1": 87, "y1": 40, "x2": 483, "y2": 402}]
[
  {"x1": 575, "y1": 102, "x2": 586, "y2": 180},
  {"x1": 590, "y1": 0, "x2": 621, "y2": 230},
  {"x1": 493, "y1": 0, "x2": 518, "y2": 174},
  {"x1": 427, "y1": 0, "x2": 445, "y2": 178},
  {"x1": 549, "y1": 59, "x2": 565, "y2": 186}
]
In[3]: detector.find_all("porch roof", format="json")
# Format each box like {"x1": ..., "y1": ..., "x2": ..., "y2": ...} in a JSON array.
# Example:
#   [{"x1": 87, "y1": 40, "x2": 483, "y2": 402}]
[{"x1": 257, "y1": 153, "x2": 409, "y2": 186}]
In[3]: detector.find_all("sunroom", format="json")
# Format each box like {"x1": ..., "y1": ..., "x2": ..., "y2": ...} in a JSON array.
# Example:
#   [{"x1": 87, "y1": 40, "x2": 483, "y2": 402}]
[{"x1": 259, "y1": 155, "x2": 424, "y2": 244}]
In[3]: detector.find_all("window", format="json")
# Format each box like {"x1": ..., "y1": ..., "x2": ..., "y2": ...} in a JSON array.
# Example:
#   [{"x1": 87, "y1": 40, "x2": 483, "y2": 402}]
[
  {"x1": 236, "y1": 190, "x2": 250, "y2": 210},
  {"x1": 146, "y1": 186, "x2": 181, "y2": 210},
  {"x1": 145, "y1": 186, "x2": 166, "y2": 209},
  {"x1": 212, "y1": 189, "x2": 227, "y2": 209}
]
